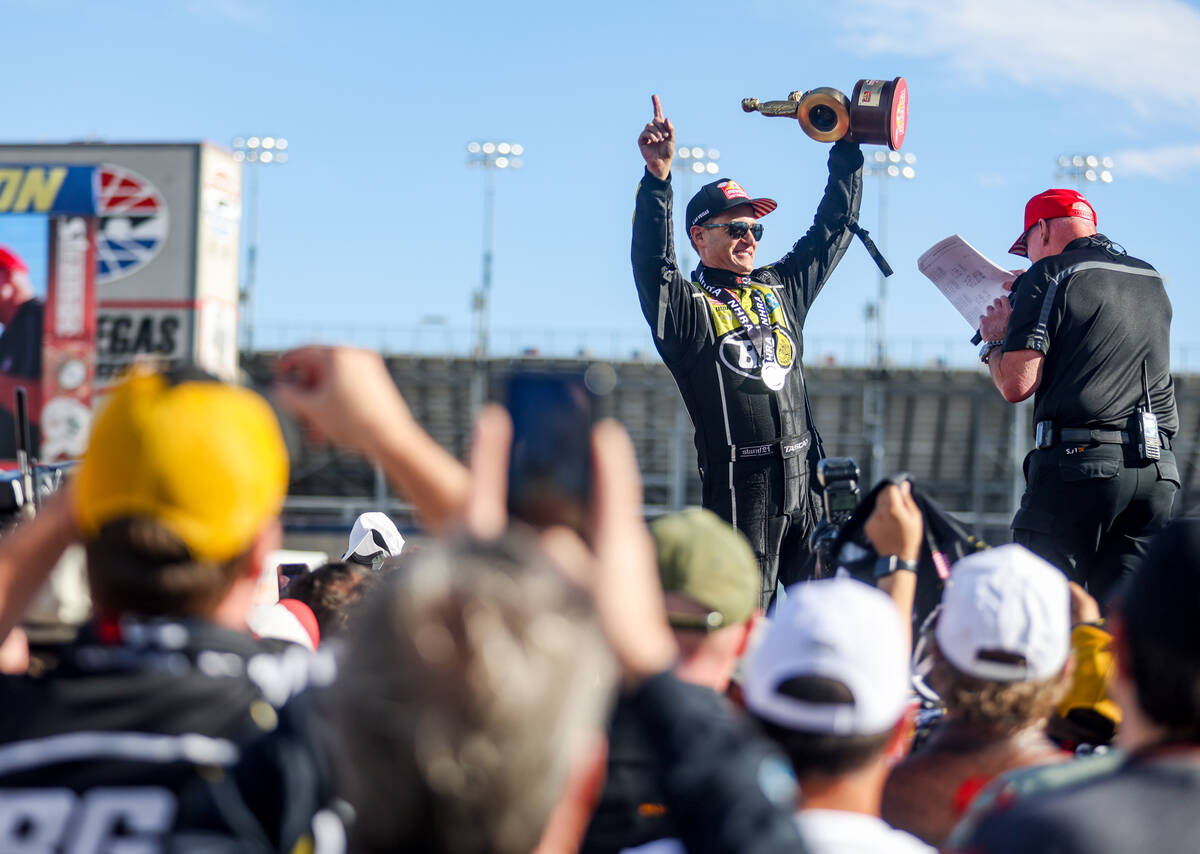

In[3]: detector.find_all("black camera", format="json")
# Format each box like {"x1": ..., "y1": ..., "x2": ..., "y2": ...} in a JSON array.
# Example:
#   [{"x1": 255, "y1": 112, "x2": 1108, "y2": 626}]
[{"x1": 809, "y1": 457, "x2": 861, "y2": 578}]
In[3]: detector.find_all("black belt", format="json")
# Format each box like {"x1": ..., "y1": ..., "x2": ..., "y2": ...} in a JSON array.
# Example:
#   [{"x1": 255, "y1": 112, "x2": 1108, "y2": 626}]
[
  {"x1": 1035, "y1": 421, "x2": 1171, "y2": 451},
  {"x1": 731, "y1": 433, "x2": 811, "y2": 462}
]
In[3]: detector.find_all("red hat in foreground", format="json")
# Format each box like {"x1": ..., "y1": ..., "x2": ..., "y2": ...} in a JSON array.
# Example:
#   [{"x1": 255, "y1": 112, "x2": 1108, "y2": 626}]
[{"x1": 1009, "y1": 189, "x2": 1097, "y2": 257}]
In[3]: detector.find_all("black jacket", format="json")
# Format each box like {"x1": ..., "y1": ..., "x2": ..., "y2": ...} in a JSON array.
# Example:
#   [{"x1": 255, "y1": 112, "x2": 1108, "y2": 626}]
[
  {"x1": 631, "y1": 142, "x2": 864, "y2": 515},
  {"x1": 0, "y1": 618, "x2": 332, "y2": 852},
  {"x1": 629, "y1": 672, "x2": 811, "y2": 854},
  {"x1": 958, "y1": 745, "x2": 1200, "y2": 854}
]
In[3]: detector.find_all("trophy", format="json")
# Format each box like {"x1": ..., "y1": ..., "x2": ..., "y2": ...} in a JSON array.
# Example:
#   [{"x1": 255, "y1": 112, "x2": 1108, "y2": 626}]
[{"x1": 742, "y1": 78, "x2": 908, "y2": 150}]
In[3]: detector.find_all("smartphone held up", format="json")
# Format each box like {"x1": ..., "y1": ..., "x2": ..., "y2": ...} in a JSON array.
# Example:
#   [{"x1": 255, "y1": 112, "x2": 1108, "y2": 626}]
[{"x1": 505, "y1": 367, "x2": 615, "y2": 537}]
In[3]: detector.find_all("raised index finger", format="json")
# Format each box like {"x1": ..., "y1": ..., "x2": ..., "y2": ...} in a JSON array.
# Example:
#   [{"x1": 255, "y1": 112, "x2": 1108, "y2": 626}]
[{"x1": 651, "y1": 94, "x2": 664, "y2": 121}]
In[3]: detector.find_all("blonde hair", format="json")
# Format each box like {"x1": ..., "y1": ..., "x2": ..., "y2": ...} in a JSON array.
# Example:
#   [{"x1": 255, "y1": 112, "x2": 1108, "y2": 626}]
[{"x1": 928, "y1": 637, "x2": 1069, "y2": 734}]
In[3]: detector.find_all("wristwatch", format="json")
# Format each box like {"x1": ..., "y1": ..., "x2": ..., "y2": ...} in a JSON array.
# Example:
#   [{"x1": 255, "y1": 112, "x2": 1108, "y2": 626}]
[
  {"x1": 873, "y1": 554, "x2": 918, "y2": 579},
  {"x1": 979, "y1": 340, "x2": 1004, "y2": 364}
]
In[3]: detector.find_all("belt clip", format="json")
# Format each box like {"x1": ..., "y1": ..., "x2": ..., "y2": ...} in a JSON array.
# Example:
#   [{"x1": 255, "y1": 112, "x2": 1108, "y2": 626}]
[{"x1": 1035, "y1": 421, "x2": 1054, "y2": 450}]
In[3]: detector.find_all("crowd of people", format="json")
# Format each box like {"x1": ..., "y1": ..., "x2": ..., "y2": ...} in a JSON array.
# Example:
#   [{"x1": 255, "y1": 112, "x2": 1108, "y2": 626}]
[
  {"x1": 0, "y1": 340, "x2": 1192, "y2": 853},
  {"x1": 0, "y1": 92, "x2": 1189, "y2": 853}
]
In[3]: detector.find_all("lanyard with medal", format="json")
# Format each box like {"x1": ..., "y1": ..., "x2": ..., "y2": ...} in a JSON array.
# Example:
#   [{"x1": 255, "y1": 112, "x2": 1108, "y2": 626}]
[{"x1": 698, "y1": 271, "x2": 786, "y2": 390}]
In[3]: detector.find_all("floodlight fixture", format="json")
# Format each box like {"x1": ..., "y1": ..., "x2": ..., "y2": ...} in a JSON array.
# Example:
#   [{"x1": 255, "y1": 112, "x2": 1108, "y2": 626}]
[
  {"x1": 1057, "y1": 152, "x2": 1114, "y2": 186},
  {"x1": 230, "y1": 134, "x2": 290, "y2": 355},
  {"x1": 466, "y1": 140, "x2": 526, "y2": 359}
]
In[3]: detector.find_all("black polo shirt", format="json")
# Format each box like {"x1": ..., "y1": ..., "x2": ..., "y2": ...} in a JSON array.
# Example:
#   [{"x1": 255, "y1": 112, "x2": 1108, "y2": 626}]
[{"x1": 1003, "y1": 234, "x2": 1177, "y2": 435}]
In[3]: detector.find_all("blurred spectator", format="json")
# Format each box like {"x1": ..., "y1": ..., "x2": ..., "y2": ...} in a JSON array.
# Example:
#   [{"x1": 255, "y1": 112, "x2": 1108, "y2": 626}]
[
  {"x1": 582, "y1": 508, "x2": 761, "y2": 853},
  {"x1": 0, "y1": 245, "x2": 42, "y2": 458},
  {"x1": 1046, "y1": 582, "x2": 1120, "y2": 749},
  {"x1": 657, "y1": 509, "x2": 761, "y2": 693},
  {"x1": 273, "y1": 358, "x2": 822, "y2": 853},
  {"x1": 743, "y1": 578, "x2": 933, "y2": 853},
  {"x1": 283, "y1": 560, "x2": 372, "y2": 641},
  {"x1": 342, "y1": 510, "x2": 405, "y2": 570},
  {"x1": 0, "y1": 625, "x2": 28, "y2": 674},
  {"x1": 326, "y1": 532, "x2": 617, "y2": 854},
  {"x1": 273, "y1": 346, "x2": 471, "y2": 533},
  {"x1": 0, "y1": 246, "x2": 40, "y2": 378},
  {"x1": 0, "y1": 366, "x2": 329, "y2": 850},
  {"x1": 882, "y1": 545, "x2": 1072, "y2": 846},
  {"x1": 249, "y1": 597, "x2": 322, "y2": 651},
  {"x1": 955, "y1": 518, "x2": 1200, "y2": 853}
]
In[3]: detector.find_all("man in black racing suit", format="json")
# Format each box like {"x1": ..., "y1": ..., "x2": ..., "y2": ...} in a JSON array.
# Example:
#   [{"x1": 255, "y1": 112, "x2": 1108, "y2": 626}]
[{"x1": 632, "y1": 94, "x2": 864, "y2": 605}]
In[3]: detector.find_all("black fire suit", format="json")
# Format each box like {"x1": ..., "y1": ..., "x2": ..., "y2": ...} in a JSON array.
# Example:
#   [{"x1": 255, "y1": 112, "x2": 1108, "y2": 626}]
[{"x1": 632, "y1": 141, "x2": 864, "y2": 603}]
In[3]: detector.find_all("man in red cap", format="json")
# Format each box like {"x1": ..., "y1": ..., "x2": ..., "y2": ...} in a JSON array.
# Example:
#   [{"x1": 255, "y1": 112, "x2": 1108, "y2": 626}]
[
  {"x1": 978, "y1": 189, "x2": 1177, "y2": 605},
  {"x1": 0, "y1": 247, "x2": 39, "y2": 370},
  {"x1": 631, "y1": 94, "x2": 867, "y2": 606},
  {"x1": 0, "y1": 246, "x2": 43, "y2": 457}
]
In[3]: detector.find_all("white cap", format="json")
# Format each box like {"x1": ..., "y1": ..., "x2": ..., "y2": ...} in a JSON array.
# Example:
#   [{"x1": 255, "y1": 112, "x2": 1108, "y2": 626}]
[
  {"x1": 936, "y1": 544, "x2": 1070, "y2": 682},
  {"x1": 743, "y1": 578, "x2": 910, "y2": 736},
  {"x1": 342, "y1": 512, "x2": 405, "y2": 567}
]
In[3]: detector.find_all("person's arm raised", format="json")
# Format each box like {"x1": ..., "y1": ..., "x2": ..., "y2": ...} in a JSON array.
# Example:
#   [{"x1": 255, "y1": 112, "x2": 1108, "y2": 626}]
[
  {"x1": 864, "y1": 481, "x2": 923, "y2": 653},
  {"x1": 0, "y1": 489, "x2": 77, "y2": 640},
  {"x1": 273, "y1": 346, "x2": 470, "y2": 535},
  {"x1": 638, "y1": 94, "x2": 675, "y2": 182}
]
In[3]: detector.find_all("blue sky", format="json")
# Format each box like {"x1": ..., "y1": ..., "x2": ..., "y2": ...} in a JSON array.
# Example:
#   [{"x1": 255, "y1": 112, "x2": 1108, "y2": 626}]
[{"x1": 3, "y1": 0, "x2": 1200, "y2": 368}]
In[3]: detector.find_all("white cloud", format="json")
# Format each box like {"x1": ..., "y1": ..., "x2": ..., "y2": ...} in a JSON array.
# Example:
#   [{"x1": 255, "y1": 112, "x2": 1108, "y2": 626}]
[
  {"x1": 838, "y1": 0, "x2": 1200, "y2": 115},
  {"x1": 1114, "y1": 144, "x2": 1200, "y2": 179}
]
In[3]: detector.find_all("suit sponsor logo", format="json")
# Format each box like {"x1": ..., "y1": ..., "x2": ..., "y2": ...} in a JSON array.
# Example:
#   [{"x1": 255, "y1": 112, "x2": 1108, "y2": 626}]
[
  {"x1": 782, "y1": 436, "x2": 810, "y2": 456},
  {"x1": 717, "y1": 326, "x2": 797, "y2": 381},
  {"x1": 739, "y1": 443, "x2": 773, "y2": 457}
]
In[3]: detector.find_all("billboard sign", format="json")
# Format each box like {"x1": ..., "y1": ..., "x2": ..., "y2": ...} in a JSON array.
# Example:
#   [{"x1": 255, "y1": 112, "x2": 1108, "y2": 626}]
[
  {"x1": 0, "y1": 166, "x2": 97, "y2": 215},
  {"x1": 0, "y1": 144, "x2": 242, "y2": 384}
]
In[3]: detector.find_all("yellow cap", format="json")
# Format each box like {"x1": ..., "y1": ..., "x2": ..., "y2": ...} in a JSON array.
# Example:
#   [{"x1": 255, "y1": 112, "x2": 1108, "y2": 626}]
[{"x1": 75, "y1": 368, "x2": 289, "y2": 563}]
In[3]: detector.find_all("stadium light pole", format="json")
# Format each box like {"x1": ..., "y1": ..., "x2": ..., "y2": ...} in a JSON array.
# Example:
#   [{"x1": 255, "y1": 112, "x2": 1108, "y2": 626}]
[
  {"x1": 466, "y1": 141, "x2": 523, "y2": 359},
  {"x1": 1056, "y1": 153, "x2": 1114, "y2": 189},
  {"x1": 232, "y1": 135, "x2": 289, "y2": 355},
  {"x1": 668, "y1": 145, "x2": 719, "y2": 510},
  {"x1": 864, "y1": 149, "x2": 916, "y2": 367},
  {"x1": 674, "y1": 145, "x2": 721, "y2": 276},
  {"x1": 862, "y1": 149, "x2": 916, "y2": 486}
]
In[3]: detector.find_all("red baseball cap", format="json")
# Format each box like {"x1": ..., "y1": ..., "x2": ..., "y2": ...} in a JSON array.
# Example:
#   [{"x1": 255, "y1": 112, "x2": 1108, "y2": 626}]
[
  {"x1": 1009, "y1": 189, "x2": 1097, "y2": 257},
  {"x1": 0, "y1": 246, "x2": 28, "y2": 274}
]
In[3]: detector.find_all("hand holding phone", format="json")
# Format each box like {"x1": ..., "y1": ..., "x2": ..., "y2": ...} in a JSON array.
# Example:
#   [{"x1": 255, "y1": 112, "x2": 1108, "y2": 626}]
[{"x1": 505, "y1": 372, "x2": 595, "y2": 536}]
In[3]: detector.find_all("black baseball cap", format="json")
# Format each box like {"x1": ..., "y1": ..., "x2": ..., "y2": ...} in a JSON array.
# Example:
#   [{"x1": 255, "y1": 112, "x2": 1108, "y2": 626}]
[{"x1": 685, "y1": 178, "x2": 777, "y2": 232}]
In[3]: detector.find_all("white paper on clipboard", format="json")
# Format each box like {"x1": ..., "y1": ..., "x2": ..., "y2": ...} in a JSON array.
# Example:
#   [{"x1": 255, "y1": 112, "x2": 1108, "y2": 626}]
[{"x1": 917, "y1": 235, "x2": 1017, "y2": 330}]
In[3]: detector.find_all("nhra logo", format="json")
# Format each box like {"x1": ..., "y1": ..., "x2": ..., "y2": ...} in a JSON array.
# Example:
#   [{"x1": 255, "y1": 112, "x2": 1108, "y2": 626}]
[
  {"x1": 719, "y1": 180, "x2": 749, "y2": 201},
  {"x1": 96, "y1": 165, "x2": 169, "y2": 284}
]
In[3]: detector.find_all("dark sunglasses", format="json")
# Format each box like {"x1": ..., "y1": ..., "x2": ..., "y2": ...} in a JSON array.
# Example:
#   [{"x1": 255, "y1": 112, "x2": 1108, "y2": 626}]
[{"x1": 698, "y1": 221, "x2": 763, "y2": 240}]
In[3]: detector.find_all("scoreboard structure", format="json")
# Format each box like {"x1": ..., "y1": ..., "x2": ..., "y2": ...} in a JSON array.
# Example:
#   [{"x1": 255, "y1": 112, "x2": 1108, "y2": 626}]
[
  {"x1": 0, "y1": 143, "x2": 243, "y2": 385},
  {"x1": 0, "y1": 144, "x2": 243, "y2": 460}
]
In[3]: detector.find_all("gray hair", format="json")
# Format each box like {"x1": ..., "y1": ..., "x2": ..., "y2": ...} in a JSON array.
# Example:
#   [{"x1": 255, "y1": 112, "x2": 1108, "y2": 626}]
[{"x1": 327, "y1": 532, "x2": 616, "y2": 854}]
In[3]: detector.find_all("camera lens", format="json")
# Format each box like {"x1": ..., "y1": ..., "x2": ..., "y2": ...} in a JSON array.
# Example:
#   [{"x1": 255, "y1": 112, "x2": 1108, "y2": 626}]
[{"x1": 809, "y1": 105, "x2": 838, "y2": 133}]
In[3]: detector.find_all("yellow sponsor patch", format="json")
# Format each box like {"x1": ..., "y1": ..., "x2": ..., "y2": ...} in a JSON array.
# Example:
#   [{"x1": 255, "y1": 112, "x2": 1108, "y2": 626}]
[{"x1": 701, "y1": 282, "x2": 788, "y2": 338}]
